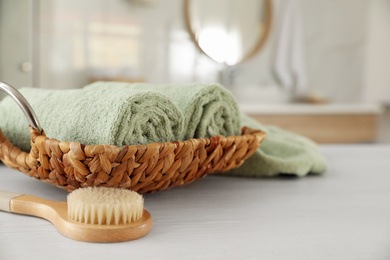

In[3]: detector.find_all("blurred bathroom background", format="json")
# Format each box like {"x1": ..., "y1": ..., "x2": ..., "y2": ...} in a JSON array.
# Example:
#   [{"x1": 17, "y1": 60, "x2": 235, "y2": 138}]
[{"x1": 1, "y1": 0, "x2": 390, "y2": 143}]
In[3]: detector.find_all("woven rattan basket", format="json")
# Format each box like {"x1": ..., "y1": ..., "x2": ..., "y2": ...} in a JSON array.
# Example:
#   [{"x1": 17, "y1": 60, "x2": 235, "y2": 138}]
[{"x1": 0, "y1": 82, "x2": 266, "y2": 193}]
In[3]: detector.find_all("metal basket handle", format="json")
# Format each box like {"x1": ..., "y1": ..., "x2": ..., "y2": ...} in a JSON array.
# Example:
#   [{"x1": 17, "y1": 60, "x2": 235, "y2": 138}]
[{"x1": 0, "y1": 82, "x2": 41, "y2": 132}]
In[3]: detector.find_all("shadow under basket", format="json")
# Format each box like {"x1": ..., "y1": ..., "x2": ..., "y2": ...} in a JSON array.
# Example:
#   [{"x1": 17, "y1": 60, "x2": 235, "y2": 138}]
[{"x1": 0, "y1": 82, "x2": 266, "y2": 194}]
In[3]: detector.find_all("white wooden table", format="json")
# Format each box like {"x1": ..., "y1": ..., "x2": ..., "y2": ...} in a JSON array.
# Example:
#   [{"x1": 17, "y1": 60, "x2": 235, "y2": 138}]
[{"x1": 1, "y1": 145, "x2": 389, "y2": 260}]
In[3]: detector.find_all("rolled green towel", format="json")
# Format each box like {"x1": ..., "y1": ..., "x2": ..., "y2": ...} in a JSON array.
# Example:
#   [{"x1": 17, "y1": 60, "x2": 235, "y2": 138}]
[
  {"x1": 85, "y1": 82, "x2": 241, "y2": 140},
  {"x1": 0, "y1": 88, "x2": 184, "y2": 152},
  {"x1": 225, "y1": 113, "x2": 327, "y2": 177}
]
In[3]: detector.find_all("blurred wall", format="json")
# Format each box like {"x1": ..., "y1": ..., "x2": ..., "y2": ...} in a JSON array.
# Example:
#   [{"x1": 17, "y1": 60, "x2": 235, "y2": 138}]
[
  {"x1": 364, "y1": 0, "x2": 390, "y2": 104},
  {"x1": 0, "y1": 0, "x2": 386, "y2": 105},
  {"x1": 0, "y1": 0, "x2": 32, "y2": 88},
  {"x1": 234, "y1": 0, "x2": 369, "y2": 103}
]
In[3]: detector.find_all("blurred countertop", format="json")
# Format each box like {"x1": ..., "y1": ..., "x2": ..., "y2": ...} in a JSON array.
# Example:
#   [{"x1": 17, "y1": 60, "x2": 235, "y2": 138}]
[{"x1": 239, "y1": 103, "x2": 383, "y2": 115}]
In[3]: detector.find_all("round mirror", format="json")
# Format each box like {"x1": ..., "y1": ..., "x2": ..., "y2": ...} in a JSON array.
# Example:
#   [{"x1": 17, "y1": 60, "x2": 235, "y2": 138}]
[{"x1": 184, "y1": 0, "x2": 272, "y2": 66}]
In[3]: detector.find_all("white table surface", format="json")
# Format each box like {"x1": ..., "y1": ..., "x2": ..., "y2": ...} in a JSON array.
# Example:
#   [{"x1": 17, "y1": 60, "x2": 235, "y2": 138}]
[{"x1": 0, "y1": 144, "x2": 389, "y2": 260}]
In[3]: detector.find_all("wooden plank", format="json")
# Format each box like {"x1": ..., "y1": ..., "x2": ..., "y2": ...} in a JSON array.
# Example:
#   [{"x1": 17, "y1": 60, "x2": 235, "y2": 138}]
[{"x1": 249, "y1": 114, "x2": 379, "y2": 143}]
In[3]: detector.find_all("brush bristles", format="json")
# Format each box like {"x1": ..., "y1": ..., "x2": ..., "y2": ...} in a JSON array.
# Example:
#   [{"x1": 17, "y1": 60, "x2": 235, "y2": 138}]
[{"x1": 67, "y1": 187, "x2": 144, "y2": 225}]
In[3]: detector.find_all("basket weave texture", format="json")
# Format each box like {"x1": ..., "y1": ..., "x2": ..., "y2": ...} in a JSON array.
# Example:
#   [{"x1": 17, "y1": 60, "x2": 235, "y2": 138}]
[{"x1": 0, "y1": 126, "x2": 266, "y2": 193}]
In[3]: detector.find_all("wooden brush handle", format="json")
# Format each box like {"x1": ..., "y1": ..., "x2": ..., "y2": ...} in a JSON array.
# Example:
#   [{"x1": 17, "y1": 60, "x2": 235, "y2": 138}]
[
  {"x1": 0, "y1": 190, "x2": 23, "y2": 212},
  {"x1": 0, "y1": 191, "x2": 66, "y2": 222},
  {"x1": 9, "y1": 194, "x2": 68, "y2": 223}
]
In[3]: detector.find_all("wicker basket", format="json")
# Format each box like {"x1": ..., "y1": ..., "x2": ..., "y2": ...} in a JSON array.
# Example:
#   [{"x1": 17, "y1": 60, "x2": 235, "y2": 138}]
[{"x1": 0, "y1": 82, "x2": 266, "y2": 194}]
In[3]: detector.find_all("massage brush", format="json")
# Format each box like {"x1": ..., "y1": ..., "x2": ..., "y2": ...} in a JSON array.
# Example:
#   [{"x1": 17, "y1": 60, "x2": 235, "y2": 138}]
[{"x1": 0, "y1": 187, "x2": 153, "y2": 242}]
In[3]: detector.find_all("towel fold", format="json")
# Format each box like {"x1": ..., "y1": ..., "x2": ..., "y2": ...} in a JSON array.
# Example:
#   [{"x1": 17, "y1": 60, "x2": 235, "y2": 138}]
[
  {"x1": 0, "y1": 88, "x2": 184, "y2": 152},
  {"x1": 85, "y1": 82, "x2": 241, "y2": 140},
  {"x1": 225, "y1": 113, "x2": 327, "y2": 177}
]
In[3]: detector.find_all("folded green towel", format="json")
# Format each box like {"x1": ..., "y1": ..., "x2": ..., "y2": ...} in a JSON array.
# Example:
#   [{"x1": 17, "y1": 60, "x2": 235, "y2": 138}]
[
  {"x1": 0, "y1": 88, "x2": 184, "y2": 151},
  {"x1": 225, "y1": 113, "x2": 327, "y2": 177},
  {"x1": 85, "y1": 82, "x2": 241, "y2": 140}
]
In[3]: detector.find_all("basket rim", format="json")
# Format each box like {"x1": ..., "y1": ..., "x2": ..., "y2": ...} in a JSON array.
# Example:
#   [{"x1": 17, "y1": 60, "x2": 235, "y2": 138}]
[{"x1": 27, "y1": 125, "x2": 266, "y2": 151}]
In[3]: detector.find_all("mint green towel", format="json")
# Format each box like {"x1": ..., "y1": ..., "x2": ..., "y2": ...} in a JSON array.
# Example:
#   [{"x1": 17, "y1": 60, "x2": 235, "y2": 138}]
[
  {"x1": 225, "y1": 114, "x2": 327, "y2": 177},
  {"x1": 0, "y1": 88, "x2": 184, "y2": 152},
  {"x1": 85, "y1": 82, "x2": 241, "y2": 140}
]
